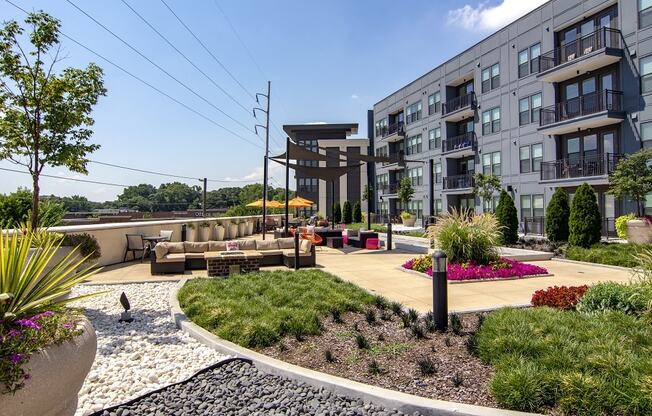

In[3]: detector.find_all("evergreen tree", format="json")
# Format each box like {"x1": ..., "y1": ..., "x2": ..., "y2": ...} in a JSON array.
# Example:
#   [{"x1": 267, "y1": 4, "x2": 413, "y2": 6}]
[
  {"x1": 333, "y1": 202, "x2": 342, "y2": 224},
  {"x1": 342, "y1": 201, "x2": 353, "y2": 224},
  {"x1": 353, "y1": 201, "x2": 362, "y2": 223},
  {"x1": 569, "y1": 183, "x2": 602, "y2": 248},
  {"x1": 545, "y1": 188, "x2": 570, "y2": 242},
  {"x1": 495, "y1": 190, "x2": 518, "y2": 245}
]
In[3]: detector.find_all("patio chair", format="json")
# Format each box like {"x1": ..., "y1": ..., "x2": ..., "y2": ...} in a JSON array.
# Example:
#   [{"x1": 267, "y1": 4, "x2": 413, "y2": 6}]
[
  {"x1": 265, "y1": 217, "x2": 276, "y2": 231},
  {"x1": 124, "y1": 234, "x2": 147, "y2": 263},
  {"x1": 159, "y1": 230, "x2": 173, "y2": 241}
]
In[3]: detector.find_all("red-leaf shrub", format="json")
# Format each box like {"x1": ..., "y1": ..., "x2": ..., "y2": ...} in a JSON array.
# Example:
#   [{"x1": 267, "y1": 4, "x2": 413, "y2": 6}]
[{"x1": 531, "y1": 285, "x2": 588, "y2": 310}]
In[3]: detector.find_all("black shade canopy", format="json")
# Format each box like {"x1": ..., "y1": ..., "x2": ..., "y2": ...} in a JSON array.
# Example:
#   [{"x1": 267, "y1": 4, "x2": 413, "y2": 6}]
[
  {"x1": 271, "y1": 158, "x2": 364, "y2": 182},
  {"x1": 270, "y1": 140, "x2": 396, "y2": 164}
]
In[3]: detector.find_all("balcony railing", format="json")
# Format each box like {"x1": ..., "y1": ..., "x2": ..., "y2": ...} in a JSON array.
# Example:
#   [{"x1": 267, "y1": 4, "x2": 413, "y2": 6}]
[
  {"x1": 539, "y1": 27, "x2": 622, "y2": 72},
  {"x1": 540, "y1": 153, "x2": 622, "y2": 181},
  {"x1": 522, "y1": 216, "x2": 617, "y2": 238},
  {"x1": 443, "y1": 173, "x2": 474, "y2": 190},
  {"x1": 384, "y1": 121, "x2": 405, "y2": 138},
  {"x1": 388, "y1": 182, "x2": 400, "y2": 194},
  {"x1": 382, "y1": 150, "x2": 405, "y2": 167},
  {"x1": 442, "y1": 92, "x2": 477, "y2": 116},
  {"x1": 442, "y1": 132, "x2": 477, "y2": 154},
  {"x1": 539, "y1": 90, "x2": 623, "y2": 127}
]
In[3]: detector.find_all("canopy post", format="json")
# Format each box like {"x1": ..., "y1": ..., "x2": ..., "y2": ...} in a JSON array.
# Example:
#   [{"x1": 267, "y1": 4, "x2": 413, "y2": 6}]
[{"x1": 284, "y1": 137, "x2": 290, "y2": 236}]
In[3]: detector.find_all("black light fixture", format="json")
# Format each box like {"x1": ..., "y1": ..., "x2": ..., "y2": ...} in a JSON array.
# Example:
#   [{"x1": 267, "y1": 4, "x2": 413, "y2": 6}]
[{"x1": 119, "y1": 292, "x2": 133, "y2": 323}]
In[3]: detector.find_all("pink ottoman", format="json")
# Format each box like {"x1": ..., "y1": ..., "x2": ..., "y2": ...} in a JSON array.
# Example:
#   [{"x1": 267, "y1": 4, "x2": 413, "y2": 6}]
[
  {"x1": 343, "y1": 235, "x2": 349, "y2": 245},
  {"x1": 365, "y1": 238, "x2": 380, "y2": 250}
]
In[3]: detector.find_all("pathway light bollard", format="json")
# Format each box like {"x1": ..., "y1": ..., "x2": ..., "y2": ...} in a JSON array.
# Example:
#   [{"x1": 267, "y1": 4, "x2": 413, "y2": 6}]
[
  {"x1": 294, "y1": 231, "x2": 300, "y2": 270},
  {"x1": 432, "y1": 250, "x2": 448, "y2": 331},
  {"x1": 386, "y1": 221, "x2": 392, "y2": 251}
]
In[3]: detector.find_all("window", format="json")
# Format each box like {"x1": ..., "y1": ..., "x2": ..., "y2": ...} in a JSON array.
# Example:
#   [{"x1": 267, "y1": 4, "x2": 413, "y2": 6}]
[
  {"x1": 407, "y1": 200, "x2": 423, "y2": 219},
  {"x1": 518, "y1": 143, "x2": 543, "y2": 173},
  {"x1": 519, "y1": 145, "x2": 531, "y2": 173},
  {"x1": 428, "y1": 127, "x2": 441, "y2": 150},
  {"x1": 406, "y1": 101, "x2": 422, "y2": 124},
  {"x1": 640, "y1": 0, "x2": 652, "y2": 29},
  {"x1": 428, "y1": 92, "x2": 441, "y2": 114},
  {"x1": 642, "y1": 122, "x2": 652, "y2": 149},
  {"x1": 519, "y1": 93, "x2": 542, "y2": 126},
  {"x1": 408, "y1": 167, "x2": 423, "y2": 186},
  {"x1": 483, "y1": 195, "x2": 500, "y2": 213},
  {"x1": 518, "y1": 43, "x2": 541, "y2": 77},
  {"x1": 481, "y1": 63, "x2": 500, "y2": 93},
  {"x1": 406, "y1": 134, "x2": 422, "y2": 155},
  {"x1": 482, "y1": 151, "x2": 501, "y2": 176},
  {"x1": 520, "y1": 194, "x2": 544, "y2": 219},
  {"x1": 374, "y1": 118, "x2": 388, "y2": 138},
  {"x1": 298, "y1": 178, "x2": 318, "y2": 193},
  {"x1": 297, "y1": 139, "x2": 319, "y2": 167},
  {"x1": 434, "y1": 199, "x2": 443, "y2": 216},
  {"x1": 520, "y1": 195, "x2": 531, "y2": 220},
  {"x1": 642, "y1": 56, "x2": 652, "y2": 93},
  {"x1": 532, "y1": 143, "x2": 543, "y2": 172},
  {"x1": 379, "y1": 200, "x2": 389, "y2": 217},
  {"x1": 376, "y1": 173, "x2": 389, "y2": 190},
  {"x1": 434, "y1": 162, "x2": 442, "y2": 183},
  {"x1": 482, "y1": 107, "x2": 501, "y2": 134}
]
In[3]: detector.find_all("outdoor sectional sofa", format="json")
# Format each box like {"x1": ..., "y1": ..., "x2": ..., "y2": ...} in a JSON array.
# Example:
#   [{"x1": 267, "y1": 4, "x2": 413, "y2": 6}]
[{"x1": 150, "y1": 237, "x2": 315, "y2": 274}]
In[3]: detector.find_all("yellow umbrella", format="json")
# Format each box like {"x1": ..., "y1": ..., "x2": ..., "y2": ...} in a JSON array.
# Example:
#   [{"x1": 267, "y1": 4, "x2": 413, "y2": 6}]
[
  {"x1": 287, "y1": 197, "x2": 314, "y2": 208},
  {"x1": 246, "y1": 199, "x2": 283, "y2": 208}
]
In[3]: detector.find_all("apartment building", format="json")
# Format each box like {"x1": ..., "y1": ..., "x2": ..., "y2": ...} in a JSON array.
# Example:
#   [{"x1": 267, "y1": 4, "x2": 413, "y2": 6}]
[{"x1": 372, "y1": 0, "x2": 652, "y2": 234}]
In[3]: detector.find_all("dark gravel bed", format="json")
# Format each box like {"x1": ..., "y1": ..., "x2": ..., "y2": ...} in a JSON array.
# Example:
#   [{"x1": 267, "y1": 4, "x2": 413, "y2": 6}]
[{"x1": 96, "y1": 359, "x2": 420, "y2": 416}]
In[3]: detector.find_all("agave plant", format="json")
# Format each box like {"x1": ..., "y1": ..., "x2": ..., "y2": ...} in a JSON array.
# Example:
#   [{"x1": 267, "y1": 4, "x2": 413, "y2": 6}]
[{"x1": 0, "y1": 228, "x2": 101, "y2": 320}]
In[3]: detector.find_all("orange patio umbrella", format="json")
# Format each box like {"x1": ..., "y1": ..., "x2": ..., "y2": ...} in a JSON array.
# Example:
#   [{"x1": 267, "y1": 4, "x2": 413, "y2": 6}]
[
  {"x1": 246, "y1": 199, "x2": 284, "y2": 208},
  {"x1": 286, "y1": 197, "x2": 314, "y2": 208}
]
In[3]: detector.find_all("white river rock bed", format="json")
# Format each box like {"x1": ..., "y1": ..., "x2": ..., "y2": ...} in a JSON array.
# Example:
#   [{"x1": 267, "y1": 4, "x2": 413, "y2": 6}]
[{"x1": 70, "y1": 282, "x2": 228, "y2": 416}]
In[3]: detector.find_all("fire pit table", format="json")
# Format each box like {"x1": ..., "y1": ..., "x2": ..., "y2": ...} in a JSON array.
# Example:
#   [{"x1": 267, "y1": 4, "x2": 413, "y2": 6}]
[{"x1": 204, "y1": 251, "x2": 263, "y2": 277}]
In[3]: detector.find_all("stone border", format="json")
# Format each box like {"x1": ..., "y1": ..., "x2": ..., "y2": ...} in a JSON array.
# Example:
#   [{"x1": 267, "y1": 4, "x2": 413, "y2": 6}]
[
  {"x1": 396, "y1": 265, "x2": 553, "y2": 284},
  {"x1": 169, "y1": 279, "x2": 538, "y2": 416}
]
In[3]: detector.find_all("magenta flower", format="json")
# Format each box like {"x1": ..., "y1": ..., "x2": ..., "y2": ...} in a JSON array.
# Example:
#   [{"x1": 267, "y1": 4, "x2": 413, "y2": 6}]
[
  {"x1": 9, "y1": 353, "x2": 23, "y2": 365},
  {"x1": 403, "y1": 257, "x2": 548, "y2": 281},
  {"x1": 32, "y1": 311, "x2": 54, "y2": 320},
  {"x1": 63, "y1": 323, "x2": 73, "y2": 329},
  {"x1": 6, "y1": 329, "x2": 21, "y2": 338},
  {"x1": 15, "y1": 318, "x2": 41, "y2": 330}
]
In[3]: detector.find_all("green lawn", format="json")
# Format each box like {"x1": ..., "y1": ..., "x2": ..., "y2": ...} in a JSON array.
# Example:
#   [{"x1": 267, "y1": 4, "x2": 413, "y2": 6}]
[
  {"x1": 476, "y1": 307, "x2": 652, "y2": 415},
  {"x1": 564, "y1": 243, "x2": 651, "y2": 268},
  {"x1": 178, "y1": 270, "x2": 375, "y2": 348}
]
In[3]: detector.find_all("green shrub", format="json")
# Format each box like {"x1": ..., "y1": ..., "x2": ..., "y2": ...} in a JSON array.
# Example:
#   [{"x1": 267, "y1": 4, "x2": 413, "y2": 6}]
[
  {"x1": 616, "y1": 213, "x2": 636, "y2": 240},
  {"x1": 342, "y1": 201, "x2": 352, "y2": 224},
  {"x1": 476, "y1": 307, "x2": 652, "y2": 414},
  {"x1": 569, "y1": 183, "x2": 602, "y2": 248},
  {"x1": 427, "y1": 208, "x2": 500, "y2": 264},
  {"x1": 61, "y1": 233, "x2": 101, "y2": 259},
  {"x1": 576, "y1": 282, "x2": 652, "y2": 316},
  {"x1": 495, "y1": 190, "x2": 518, "y2": 245},
  {"x1": 545, "y1": 188, "x2": 570, "y2": 242},
  {"x1": 565, "y1": 243, "x2": 643, "y2": 268},
  {"x1": 333, "y1": 202, "x2": 342, "y2": 224},
  {"x1": 353, "y1": 201, "x2": 362, "y2": 223}
]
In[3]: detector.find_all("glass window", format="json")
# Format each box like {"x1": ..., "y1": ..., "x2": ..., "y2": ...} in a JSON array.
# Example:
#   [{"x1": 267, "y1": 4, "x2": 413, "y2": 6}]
[
  {"x1": 645, "y1": 193, "x2": 652, "y2": 216},
  {"x1": 481, "y1": 68, "x2": 490, "y2": 93},
  {"x1": 406, "y1": 134, "x2": 422, "y2": 155},
  {"x1": 642, "y1": 122, "x2": 652, "y2": 149},
  {"x1": 641, "y1": 0, "x2": 652, "y2": 29},
  {"x1": 492, "y1": 151, "x2": 501, "y2": 176},
  {"x1": 567, "y1": 137, "x2": 581, "y2": 158},
  {"x1": 482, "y1": 110, "x2": 491, "y2": 135},
  {"x1": 518, "y1": 49, "x2": 529, "y2": 78},
  {"x1": 520, "y1": 146, "x2": 531, "y2": 173},
  {"x1": 519, "y1": 97, "x2": 530, "y2": 126},
  {"x1": 532, "y1": 143, "x2": 543, "y2": 172},
  {"x1": 520, "y1": 195, "x2": 532, "y2": 219},
  {"x1": 530, "y1": 43, "x2": 541, "y2": 73},
  {"x1": 491, "y1": 108, "x2": 501, "y2": 132},
  {"x1": 429, "y1": 128, "x2": 441, "y2": 150},
  {"x1": 428, "y1": 92, "x2": 441, "y2": 114},
  {"x1": 533, "y1": 195, "x2": 544, "y2": 217},
  {"x1": 531, "y1": 93, "x2": 542, "y2": 124},
  {"x1": 491, "y1": 63, "x2": 500, "y2": 89},
  {"x1": 434, "y1": 162, "x2": 442, "y2": 183},
  {"x1": 435, "y1": 199, "x2": 443, "y2": 215},
  {"x1": 642, "y1": 56, "x2": 652, "y2": 93},
  {"x1": 406, "y1": 101, "x2": 422, "y2": 124}
]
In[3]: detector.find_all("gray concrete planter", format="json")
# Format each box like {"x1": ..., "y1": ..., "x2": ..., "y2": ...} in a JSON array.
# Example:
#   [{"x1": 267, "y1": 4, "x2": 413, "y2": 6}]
[
  {"x1": 627, "y1": 219, "x2": 652, "y2": 244},
  {"x1": 401, "y1": 215, "x2": 417, "y2": 227},
  {"x1": 1, "y1": 317, "x2": 96, "y2": 416},
  {"x1": 169, "y1": 280, "x2": 537, "y2": 416}
]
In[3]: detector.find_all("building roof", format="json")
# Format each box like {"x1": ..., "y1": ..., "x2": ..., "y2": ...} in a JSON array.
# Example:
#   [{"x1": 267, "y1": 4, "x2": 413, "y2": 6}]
[{"x1": 282, "y1": 123, "x2": 359, "y2": 140}]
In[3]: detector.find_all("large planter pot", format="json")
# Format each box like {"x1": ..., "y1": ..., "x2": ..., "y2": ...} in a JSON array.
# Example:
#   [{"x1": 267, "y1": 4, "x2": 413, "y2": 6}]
[
  {"x1": 246, "y1": 221, "x2": 254, "y2": 235},
  {"x1": 1, "y1": 317, "x2": 96, "y2": 416},
  {"x1": 199, "y1": 226, "x2": 211, "y2": 242},
  {"x1": 627, "y1": 219, "x2": 652, "y2": 244},
  {"x1": 402, "y1": 215, "x2": 417, "y2": 227},
  {"x1": 238, "y1": 222, "x2": 247, "y2": 237},
  {"x1": 215, "y1": 225, "x2": 225, "y2": 241},
  {"x1": 186, "y1": 227, "x2": 197, "y2": 242},
  {"x1": 228, "y1": 223, "x2": 238, "y2": 240}
]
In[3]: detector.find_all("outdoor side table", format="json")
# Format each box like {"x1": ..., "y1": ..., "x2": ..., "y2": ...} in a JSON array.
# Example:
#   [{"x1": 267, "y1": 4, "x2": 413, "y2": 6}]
[{"x1": 326, "y1": 236, "x2": 343, "y2": 248}]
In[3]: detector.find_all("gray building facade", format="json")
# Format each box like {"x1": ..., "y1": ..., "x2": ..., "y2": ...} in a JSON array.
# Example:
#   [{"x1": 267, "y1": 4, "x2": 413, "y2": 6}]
[{"x1": 372, "y1": 0, "x2": 652, "y2": 234}]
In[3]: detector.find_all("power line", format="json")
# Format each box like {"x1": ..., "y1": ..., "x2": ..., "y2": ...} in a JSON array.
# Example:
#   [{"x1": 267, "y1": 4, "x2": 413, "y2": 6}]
[
  {"x1": 120, "y1": 0, "x2": 258, "y2": 125},
  {"x1": 158, "y1": 0, "x2": 256, "y2": 102},
  {"x1": 0, "y1": 167, "x2": 129, "y2": 187},
  {"x1": 4, "y1": 0, "x2": 263, "y2": 150},
  {"x1": 64, "y1": 0, "x2": 257, "y2": 138}
]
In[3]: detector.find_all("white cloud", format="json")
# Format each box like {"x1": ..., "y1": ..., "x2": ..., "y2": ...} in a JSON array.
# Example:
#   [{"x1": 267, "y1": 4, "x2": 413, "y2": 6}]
[
  {"x1": 351, "y1": 94, "x2": 359, "y2": 100},
  {"x1": 223, "y1": 162, "x2": 284, "y2": 183},
  {"x1": 447, "y1": 0, "x2": 548, "y2": 31}
]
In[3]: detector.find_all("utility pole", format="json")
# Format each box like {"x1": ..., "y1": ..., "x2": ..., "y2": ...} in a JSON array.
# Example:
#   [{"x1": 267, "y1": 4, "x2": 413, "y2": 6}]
[
  {"x1": 255, "y1": 81, "x2": 271, "y2": 240},
  {"x1": 202, "y1": 177, "x2": 207, "y2": 218}
]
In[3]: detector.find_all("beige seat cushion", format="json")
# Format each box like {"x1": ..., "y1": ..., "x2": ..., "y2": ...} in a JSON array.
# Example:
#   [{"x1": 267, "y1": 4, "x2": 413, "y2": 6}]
[
  {"x1": 184, "y1": 242, "x2": 208, "y2": 253},
  {"x1": 158, "y1": 253, "x2": 186, "y2": 263},
  {"x1": 276, "y1": 237, "x2": 295, "y2": 249},
  {"x1": 300, "y1": 239, "x2": 312, "y2": 254},
  {"x1": 208, "y1": 241, "x2": 226, "y2": 252},
  {"x1": 259, "y1": 249, "x2": 282, "y2": 256},
  {"x1": 256, "y1": 239, "x2": 279, "y2": 251},
  {"x1": 237, "y1": 239, "x2": 256, "y2": 251},
  {"x1": 154, "y1": 244, "x2": 168, "y2": 260},
  {"x1": 184, "y1": 252, "x2": 205, "y2": 259},
  {"x1": 282, "y1": 249, "x2": 311, "y2": 257},
  {"x1": 167, "y1": 242, "x2": 185, "y2": 253}
]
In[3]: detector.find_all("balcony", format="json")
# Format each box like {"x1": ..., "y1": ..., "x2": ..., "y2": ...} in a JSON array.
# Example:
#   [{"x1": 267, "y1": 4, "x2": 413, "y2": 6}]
[
  {"x1": 381, "y1": 150, "x2": 405, "y2": 170},
  {"x1": 377, "y1": 182, "x2": 399, "y2": 196},
  {"x1": 442, "y1": 173, "x2": 474, "y2": 191},
  {"x1": 537, "y1": 28, "x2": 623, "y2": 83},
  {"x1": 442, "y1": 92, "x2": 477, "y2": 122},
  {"x1": 538, "y1": 90, "x2": 624, "y2": 135},
  {"x1": 442, "y1": 132, "x2": 477, "y2": 158},
  {"x1": 382, "y1": 121, "x2": 405, "y2": 142},
  {"x1": 540, "y1": 153, "x2": 622, "y2": 182}
]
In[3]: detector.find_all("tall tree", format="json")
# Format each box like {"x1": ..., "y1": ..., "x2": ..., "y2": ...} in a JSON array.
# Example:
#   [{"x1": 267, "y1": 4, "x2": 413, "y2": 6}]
[
  {"x1": 545, "y1": 188, "x2": 570, "y2": 242},
  {"x1": 0, "y1": 12, "x2": 106, "y2": 228},
  {"x1": 569, "y1": 183, "x2": 601, "y2": 248},
  {"x1": 495, "y1": 190, "x2": 518, "y2": 245},
  {"x1": 608, "y1": 149, "x2": 652, "y2": 217}
]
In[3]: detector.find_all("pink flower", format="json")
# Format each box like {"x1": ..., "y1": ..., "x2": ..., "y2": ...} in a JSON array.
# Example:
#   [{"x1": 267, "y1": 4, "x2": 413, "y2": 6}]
[
  {"x1": 6, "y1": 329, "x2": 21, "y2": 338},
  {"x1": 403, "y1": 256, "x2": 547, "y2": 281},
  {"x1": 63, "y1": 323, "x2": 73, "y2": 329},
  {"x1": 15, "y1": 318, "x2": 41, "y2": 330},
  {"x1": 9, "y1": 353, "x2": 23, "y2": 365}
]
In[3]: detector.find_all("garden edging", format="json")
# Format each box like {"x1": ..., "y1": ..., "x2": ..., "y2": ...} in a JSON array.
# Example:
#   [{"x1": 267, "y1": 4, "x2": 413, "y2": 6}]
[{"x1": 169, "y1": 279, "x2": 539, "y2": 416}]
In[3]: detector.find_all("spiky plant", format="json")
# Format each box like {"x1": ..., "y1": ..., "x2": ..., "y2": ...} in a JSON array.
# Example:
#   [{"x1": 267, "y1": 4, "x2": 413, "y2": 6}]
[
  {"x1": 355, "y1": 333, "x2": 370, "y2": 349},
  {"x1": 390, "y1": 301, "x2": 404, "y2": 316},
  {"x1": 409, "y1": 323, "x2": 427, "y2": 339},
  {"x1": 452, "y1": 372, "x2": 464, "y2": 387},
  {"x1": 324, "y1": 349, "x2": 335, "y2": 363},
  {"x1": 450, "y1": 313, "x2": 463, "y2": 336},
  {"x1": 330, "y1": 308, "x2": 343, "y2": 324},
  {"x1": 373, "y1": 295, "x2": 389, "y2": 310},
  {"x1": 417, "y1": 357, "x2": 438, "y2": 375},
  {"x1": 365, "y1": 308, "x2": 376, "y2": 325},
  {"x1": 367, "y1": 359, "x2": 384, "y2": 376},
  {"x1": 407, "y1": 308, "x2": 419, "y2": 323}
]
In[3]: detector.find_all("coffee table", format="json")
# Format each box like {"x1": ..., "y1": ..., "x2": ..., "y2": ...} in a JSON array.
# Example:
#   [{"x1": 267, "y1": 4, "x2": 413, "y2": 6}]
[{"x1": 204, "y1": 251, "x2": 263, "y2": 277}]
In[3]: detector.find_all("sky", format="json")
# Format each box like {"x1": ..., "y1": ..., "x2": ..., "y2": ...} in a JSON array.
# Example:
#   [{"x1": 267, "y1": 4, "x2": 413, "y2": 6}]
[{"x1": 0, "y1": 0, "x2": 547, "y2": 202}]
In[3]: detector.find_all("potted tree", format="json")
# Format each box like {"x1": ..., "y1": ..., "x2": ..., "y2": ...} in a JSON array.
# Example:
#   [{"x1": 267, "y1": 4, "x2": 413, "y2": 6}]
[
  {"x1": 1, "y1": 229, "x2": 100, "y2": 416},
  {"x1": 398, "y1": 177, "x2": 416, "y2": 226},
  {"x1": 215, "y1": 222, "x2": 225, "y2": 241},
  {"x1": 246, "y1": 219, "x2": 254, "y2": 235},
  {"x1": 609, "y1": 149, "x2": 652, "y2": 243},
  {"x1": 228, "y1": 221, "x2": 239, "y2": 239},
  {"x1": 199, "y1": 221, "x2": 211, "y2": 241},
  {"x1": 237, "y1": 220, "x2": 247, "y2": 237},
  {"x1": 186, "y1": 223, "x2": 197, "y2": 242}
]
